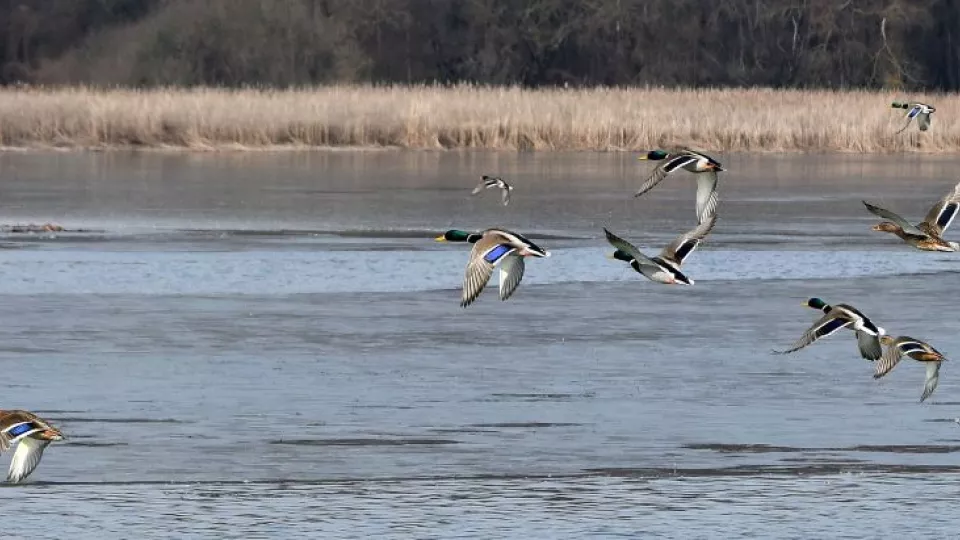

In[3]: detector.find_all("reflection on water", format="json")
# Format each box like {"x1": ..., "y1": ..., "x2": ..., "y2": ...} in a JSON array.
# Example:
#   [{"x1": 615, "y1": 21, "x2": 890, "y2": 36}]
[{"x1": 1, "y1": 150, "x2": 959, "y2": 537}]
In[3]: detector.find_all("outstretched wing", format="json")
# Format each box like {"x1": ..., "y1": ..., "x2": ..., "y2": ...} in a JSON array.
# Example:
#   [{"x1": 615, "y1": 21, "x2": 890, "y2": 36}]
[
  {"x1": 918, "y1": 112, "x2": 932, "y2": 131},
  {"x1": 773, "y1": 313, "x2": 852, "y2": 355},
  {"x1": 0, "y1": 415, "x2": 42, "y2": 453},
  {"x1": 921, "y1": 361, "x2": 941, "y2": 403},
  {"x1": 501, "y1": 187, "x2": 511, "y2": 206},
  {"x1": 602, "y1": 228, "x2": 661, "y2": 269},
  {"x1": 634, "y1": 154, "x2": 698, "y2": 198},
  {"x1": 471, "y1": 179, "x2": 488, "y2": 195},
  {"x1": 695, "y1": 172, "x2": 719, "y2": 225},
  {"x1": 895, "y1": 109, "x2": 917, "y2": 134},
  {"x1": 919, "y1": 181, "x2": 960, "y2": 238},
  {"x1": 862, "y1": 201, "x2": 928, "y2": 237},
  {"x1": 7, "y1": 438, "x2": 49, "y2": 483},
  {"x1": 498, "y1": 255, "x2": 525, "y2": 301},
  {"x1": 461, "y1": 237, "x2": 515, "y2": 307},
  {"x1": 658, "y1": 211, "x2": 718, "y2": 267}
]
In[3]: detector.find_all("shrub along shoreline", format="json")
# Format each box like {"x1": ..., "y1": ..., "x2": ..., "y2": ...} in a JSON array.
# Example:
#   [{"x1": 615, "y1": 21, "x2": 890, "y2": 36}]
[{"x1": 0, "y1": 85, "x2": 954, "y2": 153}]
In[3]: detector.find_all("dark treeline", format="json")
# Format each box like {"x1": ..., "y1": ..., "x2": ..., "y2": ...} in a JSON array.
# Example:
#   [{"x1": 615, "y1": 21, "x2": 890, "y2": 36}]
[{"x1": 1, "y1": 0, "x2": 959, "y2": 89}]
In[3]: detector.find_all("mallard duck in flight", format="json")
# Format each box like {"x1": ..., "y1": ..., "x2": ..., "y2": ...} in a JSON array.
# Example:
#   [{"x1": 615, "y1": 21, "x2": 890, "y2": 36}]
[
  {"x1": 874, "y1": 335, "x2": 947, "y2": 403},
  {"x1": 0, "y1": 410, "x2": 64, "y2": 483},
  {"x1": 773, "y1": 298, "x2": 885, "y2": 360},
  {"x1": 436, "y1": 228, "x2": 549, "y2": 307},
  {"x1": 634, "y1": 147, "x2": 722, "y2": 225},
  {"x1": 892, "y1": 101, "x2": 935, "y2": 133},
  {"x1": 863, "y1": 181, "x2": 960, "y2": 252},
  {"x1": 602, "y1": 209, "x2": 717, "y2": 285},
  {"x1": 471, "y1": 175, "x2": 513, "y2": 206}
]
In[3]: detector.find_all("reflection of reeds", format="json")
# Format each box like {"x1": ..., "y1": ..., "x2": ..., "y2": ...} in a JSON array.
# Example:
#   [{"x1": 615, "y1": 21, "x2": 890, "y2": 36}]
[{"x1": 0, "y1": 85, "x2": 953, "y2": 152}]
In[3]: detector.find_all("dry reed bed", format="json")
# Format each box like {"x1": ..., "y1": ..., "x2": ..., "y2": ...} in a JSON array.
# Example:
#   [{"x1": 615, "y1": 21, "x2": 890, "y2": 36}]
[{"x1": 0, "y1": 86, "x2": 957, "y2": 152}]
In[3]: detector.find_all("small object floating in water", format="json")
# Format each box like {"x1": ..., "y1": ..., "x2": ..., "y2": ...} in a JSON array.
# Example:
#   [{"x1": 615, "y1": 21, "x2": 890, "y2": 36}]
[
  {"x1": 2, "y1": 223, "x2": 66, "y2": 233},
  {"x1": 0, "y1": 223, "x2": 96, "y2": 234}
]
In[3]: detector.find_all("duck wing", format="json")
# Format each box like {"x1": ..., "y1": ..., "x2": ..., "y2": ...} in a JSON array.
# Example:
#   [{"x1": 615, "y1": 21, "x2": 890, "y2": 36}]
[
  {"x1": 461, "y1": 236, "x2": 516, "y2": 307},
  {"x1": 773, "y1": 312, "x2": 852, "y2": 355},
  {"x1": 918, "y1": 181, "x2": 960, "y2": 238},
  {"x1": 498, "y1": 255, "x2": 525, "y2": 301},
  {"x1": 921, "y1": 361, "x2": 941, "y2": 403},
  {"x1": 501, "y1": 186, "x2": 511, "y2": 206},
  {"x1": 695, "y1": 171, "x2": 720, "y2": 225},
  {"x1": 918, "y1": 111, "x2": 932, "y2": 131},
  {"x1": 7, "y1": 437, "x2": 49, "y2": 483},
  {"x1": 471, "y1": 179, "x2": 490, "y2": 195},
  {"x1": 634, "y1": 153, "x2": 698, "y2": 198},
  {"x1": 895, "y1": 105, "x2": 921, "y2": 133},
  {"x1": 602, "y1": 228, "x2": 661, "y2": 270},
  {"x1": 0, "y1": 411, "x2": 44, "y2": 452},
  {"x1": 855, "y1": 330, "x2": 882, "y2": 361},
  {"x1": 862, "y1": 201, "x2": 928, "y2": 237},
  {"x1": 658, "y1": 211, "x2": 718, "y2": 267}
]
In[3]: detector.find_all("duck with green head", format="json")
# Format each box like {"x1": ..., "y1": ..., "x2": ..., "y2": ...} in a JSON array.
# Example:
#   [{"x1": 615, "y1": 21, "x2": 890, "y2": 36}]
[
  {"x1": 635, "y1": 147, "x2": 723, "y2": 225},
  {"x1": 436, "y1": 230, "x2": 483, "y2": 243},
  {"x1": 774, "y1": 297, "x2": 885, "y2": 360},
  {"x1": 471, "y1": 175, "x2": 513, "y2": 206},
  {"x1": 435, "y1": 228, "x2": 550, "y2": 307},
  {"x1": 892, "y1": 101, "x2": 935, "y2": 133},
  {"x1": 602, "y1": 206, "x2": 717, "y2": 286}
]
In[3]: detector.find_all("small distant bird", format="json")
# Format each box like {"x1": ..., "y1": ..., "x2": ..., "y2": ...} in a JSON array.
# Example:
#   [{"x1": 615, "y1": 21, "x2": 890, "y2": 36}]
[
  {"x1": 602, "y1": 209, "x2": 717, "y2": 286},
  {"x1": 773, "y1": 298, "x2": 885, "y2": 360},
  {"x1": 874, "y1": 335, "x2": 947, "y2": 403},
  {"x1": 471, "y1": 175, "x2": 513, "y2": 206},
  {"x1": 863, "y1": 180, "x2": 960, "y2": 252},
  {"x1": 892, "y1": 102, "x2": 935, "y2": 133},
  {"x1": 435, "y1": 228, "x2": 549, "y2": 307},
  {"x1": 634, "y1": 147, "x2": 723, "y2": 225},
  {"x1": 0, "y1": 410, "x2": 64, "y2": 483}
]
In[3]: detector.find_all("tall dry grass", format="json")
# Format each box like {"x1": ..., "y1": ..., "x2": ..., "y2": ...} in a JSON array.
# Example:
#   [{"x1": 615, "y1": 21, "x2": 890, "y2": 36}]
[{"x1": 0, "y1": 85, "x2": 956, "y2": 152}]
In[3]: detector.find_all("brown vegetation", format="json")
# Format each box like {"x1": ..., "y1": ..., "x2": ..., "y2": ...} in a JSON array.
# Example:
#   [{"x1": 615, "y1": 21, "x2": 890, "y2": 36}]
[{"x1": 0, "y1": 85, "x2": 955, "y2": 152}]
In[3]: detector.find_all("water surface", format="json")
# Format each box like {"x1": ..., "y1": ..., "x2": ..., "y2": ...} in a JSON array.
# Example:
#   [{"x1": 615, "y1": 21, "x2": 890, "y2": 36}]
[{"x1": 1, "y1": 151, "x2": 958, "y2": 537}]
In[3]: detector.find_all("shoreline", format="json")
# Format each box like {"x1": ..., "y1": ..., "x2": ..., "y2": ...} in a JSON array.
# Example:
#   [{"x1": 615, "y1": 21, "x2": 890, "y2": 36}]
[
  {"x1": 2, "y1": 145, "x2": 958, "y2": 156},
  {"x1": 0, "y1": 85, "x2": 956, "y2": 153}
]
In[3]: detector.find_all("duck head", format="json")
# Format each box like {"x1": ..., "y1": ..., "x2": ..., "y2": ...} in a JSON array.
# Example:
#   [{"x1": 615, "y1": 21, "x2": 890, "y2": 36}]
[
  {"x1": 638, "y1": 150, "x2": 669, "y2": 161},
  {"x1": 40, "y1": 427, "x2": 64, "y2": 441},
  {"x1": 880, "y1": 335, "x2": 896, "y2": 346},
  {"x1": 871, "y1": 222, "x2": 901, "y2": 234},
  {"x1": 435, "y1": 230, "x2": 482, "y2": 243},
  {"x1": 804, "y1": 297, "x2": 829, "y2": 310},
  {"x1": 705, "y1": 161, "x2": 724, "y2": 172}
]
